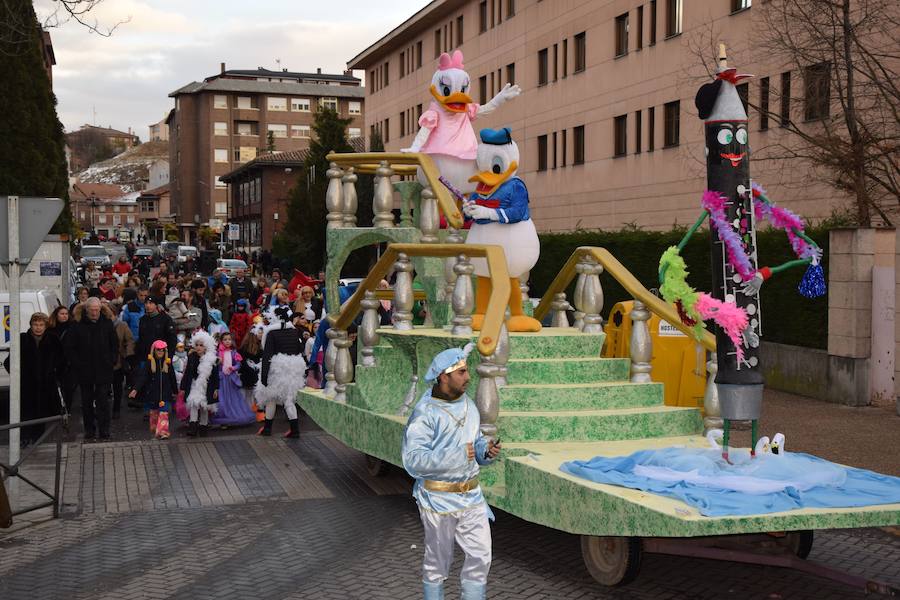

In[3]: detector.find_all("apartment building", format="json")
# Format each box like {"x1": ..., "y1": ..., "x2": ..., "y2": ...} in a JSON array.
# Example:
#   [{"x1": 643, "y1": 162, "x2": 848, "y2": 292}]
[
  {"x1": 70, "y1": 182, "x2": 139, "y2": 239},
  {"x1": 168, "y1": 65, "x2": 365, "y2": 244},
  {"x1": 349, "y1": 0, "x2": 856, "y2": 232}
]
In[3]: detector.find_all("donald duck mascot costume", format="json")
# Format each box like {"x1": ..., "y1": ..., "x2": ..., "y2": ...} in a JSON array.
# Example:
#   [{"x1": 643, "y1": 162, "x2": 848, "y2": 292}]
[{"x1": 464, "y1": 127, "x2": 542, "y2": 332}]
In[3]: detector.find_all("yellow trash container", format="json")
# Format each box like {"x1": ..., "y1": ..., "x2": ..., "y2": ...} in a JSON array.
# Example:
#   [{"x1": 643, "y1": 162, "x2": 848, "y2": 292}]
[{"x1": 603, "y1": 300, "x2": 707, "y2": 408}]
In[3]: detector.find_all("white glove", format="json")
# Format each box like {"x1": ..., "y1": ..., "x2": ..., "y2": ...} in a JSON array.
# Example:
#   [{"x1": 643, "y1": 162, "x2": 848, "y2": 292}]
[
  {"x1": 463, "y1": 204, "x2": 499, "y2": 221},
  {"x1": 497, "y1": 83, "x2": 522, "y2": 102},
  {"x1": 742, "y1": 324, "x2": 760, "y2": 349},
  {"x1": 740, "y1": 272, "x2": 764, "y2": 296}
]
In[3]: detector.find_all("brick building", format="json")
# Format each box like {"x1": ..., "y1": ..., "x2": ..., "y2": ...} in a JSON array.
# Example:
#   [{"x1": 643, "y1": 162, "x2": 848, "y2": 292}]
[
  {"x1": 348, "y1": 0, "x2": 872, "y2": 232},
  {"x1": 66, "y1": 125, "x2": 140, "y2": 172},
  {"x1": 70, "y1": 182, "x2": 139, "y2": 239},
  {"x1": 167, "y1": 65, "x2": 365, "y2": 245},
  {"x1": 136, "y1": 184, "x2": 173, "y2": 243}
]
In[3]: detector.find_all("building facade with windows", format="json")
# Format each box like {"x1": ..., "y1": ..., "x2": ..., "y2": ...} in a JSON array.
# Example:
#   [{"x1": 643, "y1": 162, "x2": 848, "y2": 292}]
[
  {"x1": 70, "y1": 183, "x2": 139, "y2": 240},
  {"x1": 168, "y1": 66, "x2": 365, "y2": 244},
  {"x1": 349, "y1": 0, "x2": 854, "y2": 231}
]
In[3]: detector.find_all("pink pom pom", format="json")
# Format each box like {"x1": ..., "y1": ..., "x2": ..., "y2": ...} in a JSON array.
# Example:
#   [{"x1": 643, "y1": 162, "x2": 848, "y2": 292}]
[{"x1": 695, "y1": 293, "x2": 748, "y2": 362}]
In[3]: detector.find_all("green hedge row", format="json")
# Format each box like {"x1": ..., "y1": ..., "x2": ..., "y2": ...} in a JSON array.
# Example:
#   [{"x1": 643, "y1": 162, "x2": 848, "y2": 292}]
[{"x1": 530, "y1": 226, "x2": 830, "y2": 349}]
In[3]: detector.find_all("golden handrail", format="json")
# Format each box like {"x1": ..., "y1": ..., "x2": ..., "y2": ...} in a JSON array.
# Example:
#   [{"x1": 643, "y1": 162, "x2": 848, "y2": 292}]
[
  {"x1": 325, "y1": 152, "x2": 464, "y2": 229},
  {"x1": 330, "y1": 243, "x2": 510, "y2": 356},
  {"x1": 533, "y1": 246, "x2": 716, "y2": 352}
]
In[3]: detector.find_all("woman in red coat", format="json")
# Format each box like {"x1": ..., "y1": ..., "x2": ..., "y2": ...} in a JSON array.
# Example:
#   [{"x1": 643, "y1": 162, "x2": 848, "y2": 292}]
[{"x1": 228, "y1": 298, "x2": 253, "y2": 348}]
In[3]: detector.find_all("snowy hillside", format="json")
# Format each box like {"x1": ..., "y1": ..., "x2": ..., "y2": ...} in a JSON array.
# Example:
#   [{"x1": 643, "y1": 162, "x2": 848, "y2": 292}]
[{"x1": 75, "y1": 140, "x2": 168, "y2": 192}]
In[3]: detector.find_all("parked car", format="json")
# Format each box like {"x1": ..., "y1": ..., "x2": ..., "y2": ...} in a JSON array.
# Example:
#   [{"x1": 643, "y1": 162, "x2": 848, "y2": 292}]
[
  {"x1": 133, "y1": 246, "x2": 159, "y2": 267},
  {"x1": 216, "y1": 258, "x2": 248, "y2": 278},
  {"x1": 0, "y1": 290, "x2": 61, "y2": 390},
  {"x1": 78, "y1": 245, "x2": 111, "y2": 269},
  {"x1": 177, "y1": 245, "x2": 198, "y2": 264},
  {"x1": 160, "y1": 241, "x2": 180, "y2": 261}
]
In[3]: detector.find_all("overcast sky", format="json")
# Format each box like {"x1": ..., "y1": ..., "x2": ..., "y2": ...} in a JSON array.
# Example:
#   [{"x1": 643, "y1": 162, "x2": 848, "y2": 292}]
[{"x1": 37, "y1": 0, "x2": 428, "y2": 137}]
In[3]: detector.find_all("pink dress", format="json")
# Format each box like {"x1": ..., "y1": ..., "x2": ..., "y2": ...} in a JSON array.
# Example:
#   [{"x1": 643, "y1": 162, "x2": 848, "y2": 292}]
[{"x1": 419, "y1": 101, "x2": 480, "y2": 159}]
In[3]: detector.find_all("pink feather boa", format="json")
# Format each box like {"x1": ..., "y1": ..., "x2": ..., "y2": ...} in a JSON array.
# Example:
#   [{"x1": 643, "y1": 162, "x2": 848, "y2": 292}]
[
  {"x1": 751, "y1": 182, "x2": 818, "y2": 260},
  {"x1": 701, "y1": 191, "x2": 756, "y2": 282},
  {"x1": 695, "y1": 293, "x2": 748, "y2": 361}
]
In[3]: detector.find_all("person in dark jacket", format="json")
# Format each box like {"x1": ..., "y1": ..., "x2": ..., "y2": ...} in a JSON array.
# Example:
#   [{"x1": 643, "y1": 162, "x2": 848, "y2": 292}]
[
  {"x1": 64, "y1": 298, "x2": 118, "y2": 441},
  {"x1": 3, "y1": 313, "x2": 65, "y2": 446},
  {"x1": 258, "y1": 306, "x2": 306, "y2": 438},
  {"x1": 180, "y1": 330, "x2": 219, "y2": 437},
  {"x1": 136, "y1": 295, "x2": 178, "y2": 363},
  {"x1": 48, "y1": 306, "x2": 76, "y2": 412},
  {"x1": 190, "y1": 279, "x2": 211, "y2": 329},
  {"x1": 129, "y1": 340, "x2": 177, "y2": 439},
  {"x1": 229, "y1": 269, "x2": 253, "y2": 302}
]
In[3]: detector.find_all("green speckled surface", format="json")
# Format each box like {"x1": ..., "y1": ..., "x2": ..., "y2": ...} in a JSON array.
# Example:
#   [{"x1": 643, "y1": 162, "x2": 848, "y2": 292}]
[
  {"x1": 500, "y1": 382, "x2": 664, "y2": 411},
  {"x1": 497, "y1": 406, "x2": 702, "y2": 442},
  {"x1": 506, "y1": 357, "x2": 630, "y2": 384}
]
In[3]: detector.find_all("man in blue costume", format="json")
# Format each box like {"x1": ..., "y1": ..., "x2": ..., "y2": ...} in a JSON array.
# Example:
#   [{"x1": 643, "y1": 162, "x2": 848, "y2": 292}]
[{"x1": 402, "y1": 344, "x2": 502, "y2": 600}]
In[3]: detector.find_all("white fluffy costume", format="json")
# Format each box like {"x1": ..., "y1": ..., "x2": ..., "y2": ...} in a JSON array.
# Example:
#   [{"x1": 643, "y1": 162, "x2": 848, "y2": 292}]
[
  {"x1": 256, "y1": 306, "x2": 307, "y2": 437},
  {"x1": 181, "y1": 330, "x2": 219, "y2": 436}
]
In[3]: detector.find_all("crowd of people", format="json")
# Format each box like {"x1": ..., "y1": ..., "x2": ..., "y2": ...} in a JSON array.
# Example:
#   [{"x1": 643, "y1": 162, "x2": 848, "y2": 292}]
[{"x1": 9, "y1": 253, "x2": 348, "y2": 446}]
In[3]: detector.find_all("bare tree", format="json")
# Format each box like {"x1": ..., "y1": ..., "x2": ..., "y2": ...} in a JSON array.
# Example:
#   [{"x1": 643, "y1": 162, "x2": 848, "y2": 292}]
[
  {"x1": 1, "y1": 0, "x2": 129, "y2": 56},
  {"x1": 39, "y1": 0, "x2": 129, "y2": 37},
  {"x1": 758, "y1": 0, "x2": 900, "y2": 226}
]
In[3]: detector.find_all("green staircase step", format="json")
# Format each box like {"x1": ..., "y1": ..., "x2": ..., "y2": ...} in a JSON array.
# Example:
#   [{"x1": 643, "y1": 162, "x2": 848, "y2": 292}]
[
  {"x1": 507, "y1": 330, "x2": 605, "y2": 359},
  {"x1": 497, "y1": 406, "x2": 702, "y2": 442},
  {"x1": 506, "y1": 357, "x2": 630, "y2": 384},
  {"x1": 499, "y1": 381, "x2": 663, "y2": 411}
]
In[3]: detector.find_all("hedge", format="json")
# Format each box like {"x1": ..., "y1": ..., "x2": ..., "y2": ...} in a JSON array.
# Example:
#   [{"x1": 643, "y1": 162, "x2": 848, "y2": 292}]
[{"x1": 530, "y1": 226, "x2": 829, "y2": 349}]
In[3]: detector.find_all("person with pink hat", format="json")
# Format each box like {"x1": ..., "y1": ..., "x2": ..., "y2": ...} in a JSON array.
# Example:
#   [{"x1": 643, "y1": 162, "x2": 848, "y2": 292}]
[{"x1": 129, "y1": 339, "x2": 178, "y2": 439}]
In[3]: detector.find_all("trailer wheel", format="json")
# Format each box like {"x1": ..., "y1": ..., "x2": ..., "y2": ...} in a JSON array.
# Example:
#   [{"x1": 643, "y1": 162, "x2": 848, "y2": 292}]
[
  {"x1": 365, "y1": 454, "x2": 389, "y2": 477},
  {"x1": 581, "y1": 535, "x2": 642, "y2": 586},
  {"x1": 784, "y1": 530, "x2": 814, "y2": 559}
]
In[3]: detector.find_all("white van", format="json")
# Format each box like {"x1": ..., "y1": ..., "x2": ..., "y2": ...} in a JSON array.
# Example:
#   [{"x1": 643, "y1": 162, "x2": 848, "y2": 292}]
[{"x1": 0, "y1": 290, "x2": 62, "y2": 390}]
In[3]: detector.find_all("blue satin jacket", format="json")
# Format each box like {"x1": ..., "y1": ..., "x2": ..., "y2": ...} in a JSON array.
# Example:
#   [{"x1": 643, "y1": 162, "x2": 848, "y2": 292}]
[{"x1": 466, "y1": 177, "x2": 530, "y2": 225}]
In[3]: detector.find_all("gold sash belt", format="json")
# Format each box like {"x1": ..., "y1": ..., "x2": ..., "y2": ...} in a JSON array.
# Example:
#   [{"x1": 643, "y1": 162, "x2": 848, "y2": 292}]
[{"x1": 424, "y1": 478, "x2": 479, "y2": 493}]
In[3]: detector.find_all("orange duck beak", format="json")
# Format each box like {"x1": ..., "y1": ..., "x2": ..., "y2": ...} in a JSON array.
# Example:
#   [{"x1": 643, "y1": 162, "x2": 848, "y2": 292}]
[
  {"x1": 468, "y1": 161, "x2": 518, "y2": 196},
  {"x1": 430, "y1": 84, "x2": 473, "y2": 113}
]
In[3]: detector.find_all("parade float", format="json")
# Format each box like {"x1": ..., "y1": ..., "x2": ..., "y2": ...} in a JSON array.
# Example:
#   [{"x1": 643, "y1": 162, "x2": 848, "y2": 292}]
[{"x1": 296, "y1": 49, "x2": 900, "y2": 592}]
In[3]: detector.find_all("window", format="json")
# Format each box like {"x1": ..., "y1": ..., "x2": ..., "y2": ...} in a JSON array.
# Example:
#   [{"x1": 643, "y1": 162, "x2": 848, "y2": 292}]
[
  {"x1": 214, "y1": 148, "x2": 228, "y2": 163},
  {"x1": 552, "y1": 131, "x2": 558, "y2": 168},
  {"x1": 553, "y1": 44, "x2": 559, "y2": 81},
  {"x1": 457, "y1": 15, "x2": 464, "y2": 45},
  {"x1": 479, "y1": 75, "x2": 488, "y2": 104},
  {"x1": 649, "y1": 0, "x2": 657, "y2": 44},
  {"x1": 214, "y1": 121, "x2": 227, "y2": 136},
  {"x1": 665, "y1": 0, "x2": 682, "y2": 37},
  {"x1": 113, "y1": 205, "x2": 120, "y2": 213},
  {"x1": 508, "y1": 0, "x2": 516, "y2": 17},
  {"x1": 214, "y1": 95, "x2": 227, "y2": 109},
  {"x1": 417, "y1": 104, "x2": 423, "y2": 121},
  {"x1": 615, "y1": 13, "x2": 629, "y2": 57},
  {"x1": 574, "y1": 125, "x2": 585, "y2": 165},
  {"x1": 267, "y1": 124, "x2": 288, "y2": 138},
  {"x1": 435, "y1": 29, "x2": 442, "y2": 58},
  {"x1": 349, "y1": 127, "x2": 362, "y2": 138},
  {"x1": 614, "y1": 115, "x2": 628, "y2": 157},
  {"x1": 416, "y1": 41, "x2": 423, "y2": 69},
  {"x1": 648, "y1": 106, "x2": 656, "y2": 151},
  {"x1": 400, "y1": 112, "x2": 406, "y2": 137},
  {"x1": 236, "y1": 122, "x2": 256, "y2": 136},
  {"x1": 320, "y1": 97, "x2": 338, "y2": 112},
  {"x1": 731, "y1": 0, "x2": 751, "y2": 12},
  {"x1": 237, "y1": 96, "x2": 256, "y2": 109},
  {"x1": 98, "y1": 215, "x2": 106, "y2": 224},
  {"x1": 384, "y1": 118, "x2": 390, "y2": 143},
  {"x1": 538, "y1": 48, "x2": 549, "y2": 85},
  {"x1": 291, "y1": 125, "x2": 311, "y2": 138},
  {"x1": 759, "y1": 77, "x2": 770, "y2": 131},
  {"x1": 291, "y1": 98, "x2": 310, "y2": 112},
  {"x1": 506, "y1": 63, "x2": 515, "y2": 85},
  {"x1": 737, "y1": 82, "x2": 749, "y2": 114},
  {"x1": 480, "y1": 1, "x2": 488, "y2": 32},
  {"x1": 562, "y1": 129, "x2": 568, "y2": 166},
  {"x1": 127, "y1": 215, "x2": 135, "y2": 224},
  {"x1": 574, "y1": 32, "x2": 586, "y2": 72},
  {"x1": 214, "y1": 177, "x2": 226, "y2": 189},
  {"x1": 637, "y1": 6, "x2": 644, "y2": 50},
  {"x1": 267, "y1": 97, "x2": 287, "y2": 111},
  {"x1": 635, "y1": 110, "x2": 642, "y2": 153},
  {"x1": 804, "y1": 62, "x2": 831, "y2": 120},
  {"x1": 348, "y1": 101, "x2": 361, "y2": 115},
  {"x1": 383, "y1": 62, "x2": 389, "y2": 87},
  {"x1": 663, "y1": 100, "x2": 680, "y2": 147},
  {"x1": 215, "y1": 202, "x2": 227, "y2": 214},
  {"x1": 780, "y1": 71, "x2": 791, "y2": 127},
  {"x1": 537, "y1": 135, "x2": 548, "y2": 171}
]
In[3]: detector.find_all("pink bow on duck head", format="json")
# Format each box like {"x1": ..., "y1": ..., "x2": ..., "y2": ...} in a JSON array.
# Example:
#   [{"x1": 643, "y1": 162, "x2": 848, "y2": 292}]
[{"x1": 438, "y1": 50, "x2": 465, "y2": 71}]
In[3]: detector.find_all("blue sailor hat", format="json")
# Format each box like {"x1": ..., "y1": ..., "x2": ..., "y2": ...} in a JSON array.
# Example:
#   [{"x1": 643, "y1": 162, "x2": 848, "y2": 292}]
[
  {"x1": 425, "y1": 343, "x2": 476, "y2": 382},
  {"x1": 480, "y1": 127, "x2": 513, "y2": 145}
]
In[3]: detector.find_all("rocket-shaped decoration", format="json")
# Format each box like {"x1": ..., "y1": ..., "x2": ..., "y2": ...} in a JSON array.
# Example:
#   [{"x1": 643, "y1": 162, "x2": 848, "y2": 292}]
[{"x1": 694, "y1": 44, "x2": 764, "y2": 425}]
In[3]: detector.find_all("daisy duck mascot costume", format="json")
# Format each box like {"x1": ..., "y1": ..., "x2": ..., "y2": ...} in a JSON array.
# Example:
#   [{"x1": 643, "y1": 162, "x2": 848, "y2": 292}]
[{"x1": 402, "y1": 49, "x2": 521, "y2": 196}]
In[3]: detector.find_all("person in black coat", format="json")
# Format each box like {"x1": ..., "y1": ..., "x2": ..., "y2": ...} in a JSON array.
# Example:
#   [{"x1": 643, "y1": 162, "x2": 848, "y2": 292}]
[
  {"x1": 258, "y1": 307, "x2": 306, "y2": 438},
  {"x1": 180, "y1": 331, "x2": 219, "y2": 437},
  {"x1": 64, "y1": 299, "x2": 118, "y2": 441},
  {"x1": 136, "y1": 296, "x2": 178, "y2": 362},
  {"x1": 129, "y1": 341, "x2": 178, "y2": 439},
  {"x1": 3, "y1": 313, "x2": 65, "y2": 446}
]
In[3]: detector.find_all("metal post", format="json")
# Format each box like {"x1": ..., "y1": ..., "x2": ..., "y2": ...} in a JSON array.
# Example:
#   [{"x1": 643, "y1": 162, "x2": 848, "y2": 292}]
[
  {"x1": 53, "y1": 425, "x2": 62, "y2": 518},
  {"x1": 629, "y1": 300, "x2": 653, "y2": 383},
  {"x1": 8, "y1": 196, "x2": 20, "y2": 498}
]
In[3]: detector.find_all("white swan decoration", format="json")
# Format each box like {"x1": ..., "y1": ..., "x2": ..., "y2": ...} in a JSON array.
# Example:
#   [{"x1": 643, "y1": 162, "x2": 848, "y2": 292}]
[
  {"x1": 706, "y1": 429, "x2": 724, "y2": 449},
  {"x1": 754, "y1": 436, "x2": 770, "y2": 456},
  {"x1": 771, "y1": 433, "x2": 785, "y2": 455}
]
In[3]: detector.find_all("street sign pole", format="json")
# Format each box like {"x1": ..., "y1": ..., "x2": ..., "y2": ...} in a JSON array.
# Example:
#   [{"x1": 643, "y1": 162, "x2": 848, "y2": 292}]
[{"x1": 7, "y1": 197, "x2": 20, "y2": 498}]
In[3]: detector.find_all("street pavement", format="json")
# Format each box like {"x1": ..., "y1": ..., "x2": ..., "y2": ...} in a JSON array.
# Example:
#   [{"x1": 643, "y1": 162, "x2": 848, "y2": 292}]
[{"x1": 1, "y1": 398, "x2": 899, "y2": 599}]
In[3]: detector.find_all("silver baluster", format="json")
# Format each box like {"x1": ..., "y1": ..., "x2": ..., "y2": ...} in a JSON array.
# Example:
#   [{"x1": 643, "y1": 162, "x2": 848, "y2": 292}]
[
  {"x1": 360, "y1": 290, "x2": 380, "y2": 367},
  {"x1": 419, "y1": 186, "x2": 439, "y2": 243},
  {"x1": 629, "y1": 300, "x2": 653, "y2": 383},
  {"x1": 325, "y1": 162, "x2": 344, "y2": 230},
  {"x1": 493, "y1": 323, "x2": 510, "y2": 388},
  {"x1": 451, "y1": 254, "x2": 474, "y2": 336},
  {"x1": 444, "y1": 227, "x2": 464, "y2": 299},
  {"x1": 392, "y1": 253, "x2": 414, "y2": 330},
  {"x1": 323, "y1": 327, "x2": 339, "y2": 396},
  {"x1": 475, "y1": 354, "x2": 500, "y2": 441},
  {"x1": 373, "y1": 160, "x2": 395, "y2": 228},
  {"x1": 703, "y1": 351, "x2": 723, "y2": 432},
  {"x1": 397, "y1": 375, "x2": 419, "y2": 417},
  {"x1": 550, "y1": 292, "x2": 572, "y2": 328},
  {"x1": 572, "y1": 258, "x2": 587, "y2": 330},
  {"x1": 332, "y1": 329, "x2": 353, "y2": 404},
  {"x1": 580, "y1": 258, "x2": 605, "y2": 334},
  {"x1": 342, "y1": 167, "x2": 358, "y2": 227}
]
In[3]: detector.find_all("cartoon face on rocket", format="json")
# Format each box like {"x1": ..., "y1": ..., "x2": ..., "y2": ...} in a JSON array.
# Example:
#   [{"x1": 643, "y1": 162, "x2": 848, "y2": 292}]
[
  {"x1": 430, "y1": 51, "x2": 473, "y2": 113},
  {"x1": 469, "y1": 133, "x2": 519, "y2": 196},
  {"x1": 710, "y1": 122, "x2": 749, "y2": 168}
]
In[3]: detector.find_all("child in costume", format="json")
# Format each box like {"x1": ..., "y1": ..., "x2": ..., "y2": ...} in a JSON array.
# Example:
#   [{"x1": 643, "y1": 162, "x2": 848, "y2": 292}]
[
  {"x1": 211, "y1": 332, "x2": 256, "y2": 426},
  {"x1": 129, "y1": 340, "x2": 177, "y2": 439},
  {"x1": 402, "y1": 345, "x2": 502, "y2": 600},
  {"x1": 238, "y1": 324, "x2": 264, "y2": 411},
  {"x1": 181, "y1": 330, "x2": 219, "y2": 437},
  {"x1": 229, "y1": 299, "x2": 253, "y2": 348},
  {"x1": 172, "y1": 338, "x2": 188, "y2": 386},
  {"x1": 256, "y1": 306, "x2": 307, "y2": 438},
  {"x1": 207, "y1": 308, "x2": 229, "y2": 338}
]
